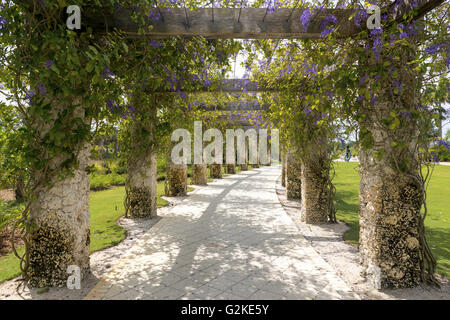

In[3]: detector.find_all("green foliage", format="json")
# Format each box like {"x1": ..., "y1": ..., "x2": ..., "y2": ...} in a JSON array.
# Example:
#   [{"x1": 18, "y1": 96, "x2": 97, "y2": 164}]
[
  {"x1": 0, "y1": 200, "x2": 23, "y2": 232},
  {"x1": 89, "y1": 173, "x2": 127, "y2": 191}
]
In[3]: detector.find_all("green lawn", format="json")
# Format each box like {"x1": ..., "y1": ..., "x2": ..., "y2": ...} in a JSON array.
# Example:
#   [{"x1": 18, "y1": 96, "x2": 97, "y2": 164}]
[
  {"x1": 334, "y1": 162, "x2": 450, "y2": 278},
  {"x1": 0, "y1": 181, "x2": 169, "y2": 283}
]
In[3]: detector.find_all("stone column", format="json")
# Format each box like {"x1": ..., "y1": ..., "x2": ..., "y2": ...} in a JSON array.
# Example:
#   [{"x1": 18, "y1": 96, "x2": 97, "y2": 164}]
[
  {"x1": 210, "y1": 163, "x2": 222, "y2": 179},
  {"x1": 28, "y1": 102, "x2": 91, "y2": 288},
  {"x1": 192, "y1": 164, "x2": 207, "y2": 185},
  {"x1": 227, "y1": 164, "x2": 236, "y2": 174},
  {"x1": 300, "y1": 148, "x2": 330, "y2": 224},
  {"x1": 167, "y1": 158, "x2": 187, "y2": 196},
  {"x1": 127, "y1": 149, "x2": 157, "y2": 218},
  {"x1": 286, "y1": 149, "x2": 302, "y2": 200},
  {"x1": 358, "y1": 40, "x2": 429, "y2": 289},
  {"x1": 239, "y1": 141, "x2": 249, "y2": 171},
  {"x1": 126, "y1": 98, "x2": 158, "y2": 218}
]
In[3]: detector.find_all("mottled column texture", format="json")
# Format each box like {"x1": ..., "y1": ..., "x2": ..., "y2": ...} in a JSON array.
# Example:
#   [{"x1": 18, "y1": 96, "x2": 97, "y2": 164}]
[
  {"x1": 286, "y1": 149, "x2": 302, "y2": 200},
  {"x1": 29, "y1": 102, "x2": 91, "y2": 287},
  {"x1": 126, "y1": 102, "x2": 157, "y2": 218},
  {"x1": 227, "y1": 164, "x2": 236, "y2": 174},
  {"x1": 358, "y1": 41, "x2": 426, "y2": 289},
  {"x1": 167, "y1": 160, "x2": 187, "y2": 196},
  {"x1": 281, "y1": 152, "x2": 286, "y2": 187},
  {"x1": 192, "y1": 164, "x2": 207, "y2": 185},
  {"x1": 300, "y1": 138, "x2": 330, "y2": 224},
  {"x1": 210, "y1": 163, "x2": 223, "y2": 179}
]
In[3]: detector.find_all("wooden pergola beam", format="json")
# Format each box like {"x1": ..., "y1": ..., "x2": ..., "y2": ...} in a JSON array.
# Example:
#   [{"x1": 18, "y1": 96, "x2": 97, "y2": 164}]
[
  {"x1": 197, "y1": 102, "x2": 269, "y2": 111},
  {"x1": 149, "y1": 79, "x2": 269, "y2": 93},
  {"x1": 81, "y1": 1, "x2": 444, "y2": 39}
]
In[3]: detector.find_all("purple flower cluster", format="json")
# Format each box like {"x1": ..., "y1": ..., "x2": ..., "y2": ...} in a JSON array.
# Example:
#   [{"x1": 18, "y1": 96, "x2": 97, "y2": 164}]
[
  {"x1": 319, "y1": 15, "x2": 338, "y2": 30},
  {"x1": 149, "y1": 40, "x2": 163, "y2": 48},
  {"x1": 37, "y1": 82, "x2": 46, "y2": 96},
  {"x1": 369, "y1": 28, "x2": 383, "y2": 61},
  {"x1": 299, "y1": 8, "x2": 312, "y2": 31},
  {"x1": 148, "y1": 10, "x2": 161, "y2": 22},
  {"x1": 106, "y1": 100, "x2": 136, "y2": 120},
  {"x1": 430, "y1": 152, "x2": 440, "y2": 163},
  {"x1": 0, "y1": 16, "x2": 7, "y2": 28},
  {"x1": 436, "y1": 138, "x2": 450, "y2": 150},
  {"x1": 25, "y1": 90, "x2": 35, "y2": 102},
  {"x1": 303, "y1": 63, "x2": 318, "y2": 78},
  {"x1": 101, "y1": 66, "x2": 114, "y2": 79},
  {"x1": 425, "y1": 43, "x2": 445, "y2": 55},
  {"x1": 45, "y1": 60, "x2": 54, "y2": 68},
  {"x1": 321, "y1": 28, "x2": 334, "y2": 38},
  {"x1": 354, "y1": 9, "x2": 368, "y2": 28}
]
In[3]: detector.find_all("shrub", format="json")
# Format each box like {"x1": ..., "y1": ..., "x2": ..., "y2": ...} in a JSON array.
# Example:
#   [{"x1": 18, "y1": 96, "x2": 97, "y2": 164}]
[{"x1": 90, "y1": 173, "x2": 126, "y2": 191}]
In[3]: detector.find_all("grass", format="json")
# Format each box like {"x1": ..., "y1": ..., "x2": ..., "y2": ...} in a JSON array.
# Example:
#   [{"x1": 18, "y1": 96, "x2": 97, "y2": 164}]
[
  {"x1": 334, "y1": 162, "x2": 450, "y2": 278},
  {"x1": 89, "y1": 173, "x2": 126, "y2": 191},
  {"x1": 0, "y1": 181, "x2": 169, "y2": 283}
]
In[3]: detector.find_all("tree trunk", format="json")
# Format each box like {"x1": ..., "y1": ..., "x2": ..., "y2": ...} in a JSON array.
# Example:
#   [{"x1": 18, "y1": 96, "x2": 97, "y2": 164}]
[{"x1": 192, "y1": 164, "x2": 207, "y2": 185}]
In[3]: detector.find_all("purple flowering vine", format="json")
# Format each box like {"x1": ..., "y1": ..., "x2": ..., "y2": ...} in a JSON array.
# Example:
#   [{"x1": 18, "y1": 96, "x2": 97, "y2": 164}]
[
  {"x1": 37, "y1": 82, "x2": 46, "y2": 96},
  {"x1": 299, "y1": 8, "x2": 312, "y2": 32}
]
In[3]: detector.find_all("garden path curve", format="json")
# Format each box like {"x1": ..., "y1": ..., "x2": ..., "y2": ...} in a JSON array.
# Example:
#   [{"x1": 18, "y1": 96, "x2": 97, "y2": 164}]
[{"x1": 85, "y1": 166, "x2": 359, "y2": 300}]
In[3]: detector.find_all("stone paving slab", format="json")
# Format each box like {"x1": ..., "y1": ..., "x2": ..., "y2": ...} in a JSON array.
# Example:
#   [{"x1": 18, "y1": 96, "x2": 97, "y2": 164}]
[{"x1": 85, "y1": 166, "x2": 359, "y2": 300}]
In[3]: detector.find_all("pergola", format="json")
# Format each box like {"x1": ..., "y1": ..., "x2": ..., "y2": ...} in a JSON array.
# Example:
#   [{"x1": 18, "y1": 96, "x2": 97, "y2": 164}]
[{"x1": 18, "y1": 0, "x2": 447, "y2": 290}]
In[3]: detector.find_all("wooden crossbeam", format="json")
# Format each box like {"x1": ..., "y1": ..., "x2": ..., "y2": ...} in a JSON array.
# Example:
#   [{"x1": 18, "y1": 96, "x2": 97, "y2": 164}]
[
  {"x1": 148, "y1": 79, "x2": 270, "y2": 93},
  {"x1": 86, "y1": 8, "x2": 352, "y2": 39},
  {"x1": 197, "y1": 102, "x2": 269, "y2": 111},
  {"x1": 80, "y1": 0, "x2": 444, "y2": 39}
]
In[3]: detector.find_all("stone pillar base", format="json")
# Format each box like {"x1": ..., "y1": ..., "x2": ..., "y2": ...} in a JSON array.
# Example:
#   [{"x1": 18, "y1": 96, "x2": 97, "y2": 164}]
[
  {"x1": 300, "y1": 159, "x2": 329, "y2": 224},
  {"x1": 227, "y1": 164, "x2": 236, "y2": 174},
  {"x1": 28, "y1": 143, "x2": 91, "y2": 288},
  {"x1": 239, "y1": 164, "x2": 248, "y2": 171},
  {"x1": 167, "y1": 163, "x2": 187, "y2": 196},
  {"x1": 127, "y1": 153, "x2": 157, "y2": 218},
  {"x1": 192, "y1": 164, "x2": 207, "y2": 185},
  {"x1": 359, "y1": 149, "x2": 422, "y2": 289},
  {"x1": 286, "y1": 151, "x2": 302, "y2": 200},
  {"x1": 210, "y1": 163, "x2": 222, "y2": 179}
]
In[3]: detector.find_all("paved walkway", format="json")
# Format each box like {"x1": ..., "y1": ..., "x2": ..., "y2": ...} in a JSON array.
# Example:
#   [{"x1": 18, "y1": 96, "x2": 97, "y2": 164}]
[{"x1": 85, "y1": 166, "x2": 358, "y2": 300}]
